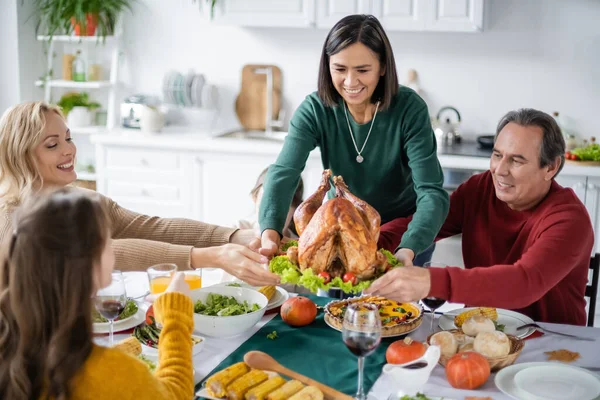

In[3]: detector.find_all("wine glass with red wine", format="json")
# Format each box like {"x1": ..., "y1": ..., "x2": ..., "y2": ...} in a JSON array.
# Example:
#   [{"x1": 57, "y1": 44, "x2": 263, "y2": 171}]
[
  {"x1": 421, "y1": 262, "x2": 448, "y2": 333},
  {"x1": 95, "y1": 270, "x2": 127, "y2": 346},
  {"x1": 342, "y1": 303, "x2": 382, "y2": 400}
]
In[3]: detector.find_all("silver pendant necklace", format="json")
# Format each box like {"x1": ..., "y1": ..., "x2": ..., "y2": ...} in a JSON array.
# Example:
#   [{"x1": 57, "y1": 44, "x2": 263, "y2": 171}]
[{"x1": 343, "y1": 100, "x2": 380, "y2": 163}]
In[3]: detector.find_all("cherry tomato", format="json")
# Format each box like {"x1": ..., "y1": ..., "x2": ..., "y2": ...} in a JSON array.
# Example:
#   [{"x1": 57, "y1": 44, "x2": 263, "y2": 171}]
[
  {"x1": 565, "y1": 151, "x2": 572, "y2": 159},
  {"x1": 342, "y1": 272, "x2": 357, "y2": 285},
  {"x1": 318, "y1": 271, "x2": 331, "y2": 284},
  {"x1": 145, "y1": 305, "x2": 154, "y2": 325},
  {"x1": 572, "y1": 154, "x2": 580, "y2": 161}
]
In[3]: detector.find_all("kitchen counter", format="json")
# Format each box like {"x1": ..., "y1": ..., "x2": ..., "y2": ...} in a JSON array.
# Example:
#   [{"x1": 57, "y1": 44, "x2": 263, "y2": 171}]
[{"x1": 92, "y1": 130, "x2": 600, "y2": 178}]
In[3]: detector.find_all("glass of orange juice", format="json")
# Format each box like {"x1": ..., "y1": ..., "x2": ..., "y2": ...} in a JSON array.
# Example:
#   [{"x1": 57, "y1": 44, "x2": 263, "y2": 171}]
[
  {"x1": 184, "y1": 269, "x2": 202, "y2": 290},
  {"x1": 147, "y1": 263, "x2": 177, "y2": 294}
]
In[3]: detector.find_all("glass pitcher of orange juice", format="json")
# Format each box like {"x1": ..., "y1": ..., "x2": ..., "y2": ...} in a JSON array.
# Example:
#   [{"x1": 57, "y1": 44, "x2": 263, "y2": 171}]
[{"x1": 147, "y1": 263, "x2": 177, "y2": 294}]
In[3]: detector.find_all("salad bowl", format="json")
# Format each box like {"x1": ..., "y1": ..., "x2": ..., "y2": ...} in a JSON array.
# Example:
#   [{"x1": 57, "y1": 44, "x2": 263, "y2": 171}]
[{"x1": 189, "y1": 286, "x2": 268, "y2": 338}]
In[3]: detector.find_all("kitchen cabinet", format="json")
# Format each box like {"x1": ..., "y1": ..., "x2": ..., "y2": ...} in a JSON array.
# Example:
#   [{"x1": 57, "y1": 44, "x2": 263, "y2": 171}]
[
  {"x1": 92, "y1": 132, "x2": 323, "y2": 226},
  {"x1": 315, "y1": 0, "x2": 371, "y2": 29},
  {"x1": 209, "y1": 0, "x2": 484, "y2": 32},
  {"x1": 423, "y1": 0, "x2": 484, "y2": 32},
  {"x1": 211, "y1": 0, "x2": 316, "y2": 28}
]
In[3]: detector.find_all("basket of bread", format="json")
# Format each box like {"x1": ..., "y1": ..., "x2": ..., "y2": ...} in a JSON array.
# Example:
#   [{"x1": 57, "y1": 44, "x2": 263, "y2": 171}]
[{"x1": 427, "y1": 307, "x2": 524, "y2": 372}]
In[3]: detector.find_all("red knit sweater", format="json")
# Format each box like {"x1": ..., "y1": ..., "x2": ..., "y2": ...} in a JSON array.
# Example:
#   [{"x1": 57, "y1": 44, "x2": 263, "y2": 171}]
[{"x1": 378, "y1": 171, "x2": 593, "y2": 326}]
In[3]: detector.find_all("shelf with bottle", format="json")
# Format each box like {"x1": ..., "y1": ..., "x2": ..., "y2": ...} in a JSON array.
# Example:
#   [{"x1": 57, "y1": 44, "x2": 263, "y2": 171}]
[
  {"x1": 37, "y1": 35, "x2": 116, "y2": 43},
  {"x1": 35, "y1": 80, "x2": 113, "y2": 89}
]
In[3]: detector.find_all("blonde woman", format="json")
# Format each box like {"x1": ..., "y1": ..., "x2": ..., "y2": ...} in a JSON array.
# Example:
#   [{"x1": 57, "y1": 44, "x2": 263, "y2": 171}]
[{"x1": 0, "y1": 102, "x2": 279, "y2": 286}]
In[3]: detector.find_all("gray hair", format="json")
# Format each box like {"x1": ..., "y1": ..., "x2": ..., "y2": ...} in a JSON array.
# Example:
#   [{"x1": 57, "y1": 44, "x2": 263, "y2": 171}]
[{"x1": 495, "y1": 108, "x2": 565, "y2": 177}]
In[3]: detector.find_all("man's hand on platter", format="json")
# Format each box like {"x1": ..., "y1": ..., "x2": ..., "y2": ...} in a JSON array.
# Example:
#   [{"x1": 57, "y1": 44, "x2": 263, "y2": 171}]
[{"x1": 363, "y1": 266, "x2": 431, "y2": 303}]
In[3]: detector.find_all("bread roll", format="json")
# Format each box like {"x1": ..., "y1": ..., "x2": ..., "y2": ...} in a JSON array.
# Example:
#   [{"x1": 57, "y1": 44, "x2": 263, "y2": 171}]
[
  {"x1": 458, "y1": 343, "x2": 474, "y2": 353},
  {"x1": 462, "y1": 315, "x2": 496, "y2": 337},
  {"x1": 473, "y1": 331, "x2": 510, "y2": 358},
  {"x1": 430, "y1": 331, "x2": 458, "y2": 358},
  {"x1": 454, "y1": 333, "x2": 475, "y2": 346}
]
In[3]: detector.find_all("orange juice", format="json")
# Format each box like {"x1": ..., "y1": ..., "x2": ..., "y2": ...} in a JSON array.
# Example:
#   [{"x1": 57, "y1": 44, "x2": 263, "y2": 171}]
[
  {"x1": 184, "y1": 274, "x2": 202, "y2": 290},
  {"x1": 150, "y1": 276, "x2": 171, "y2": 294}
]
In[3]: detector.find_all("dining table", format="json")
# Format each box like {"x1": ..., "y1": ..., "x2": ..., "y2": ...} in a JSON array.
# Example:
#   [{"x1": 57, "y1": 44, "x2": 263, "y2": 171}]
[{"x1": 95, "y1": 271, "x2": 600, "y2": 400}]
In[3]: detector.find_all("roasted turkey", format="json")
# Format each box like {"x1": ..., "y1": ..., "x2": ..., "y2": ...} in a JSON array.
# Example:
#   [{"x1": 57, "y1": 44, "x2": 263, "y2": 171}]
[{"x1": 285, "y1": 170, "x2": 388, "y2": 280}]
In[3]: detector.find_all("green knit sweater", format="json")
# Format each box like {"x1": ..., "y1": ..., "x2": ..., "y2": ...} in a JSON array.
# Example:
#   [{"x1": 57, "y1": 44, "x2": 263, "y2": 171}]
[{"x1": 259, "y1": 86, "x2": 449, "y2": 255}]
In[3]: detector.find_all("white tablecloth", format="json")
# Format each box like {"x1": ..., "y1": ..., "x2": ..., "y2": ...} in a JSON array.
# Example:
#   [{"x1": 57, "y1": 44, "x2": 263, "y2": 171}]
[{"x1": 96, "y1": 272, "x2": 600, "y2": 400}]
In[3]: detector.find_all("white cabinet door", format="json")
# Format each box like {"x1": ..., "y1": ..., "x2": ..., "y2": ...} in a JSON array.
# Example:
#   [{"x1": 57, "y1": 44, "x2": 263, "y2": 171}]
[
  {"x1": 584, "y1": 177, "x2": 600, "y2": 254},
  {"x1": 200, "y1": 156, "x2": 275, "y2": 226},
  {"x1": 214, "y1": 0, "x2": 316, "y2": 27},
  {"x1": 372, "y1": 0, "x2": 426, "y2": 31},
  {"x1": 315, "y1": 0, "x2": 371, "y2": 29},
  {"x1": 555, "y1": 175, "x2": 587, "y2": 206},
  {"x1": 423, "y1": 0, "x2": 484, "y2": 32}
]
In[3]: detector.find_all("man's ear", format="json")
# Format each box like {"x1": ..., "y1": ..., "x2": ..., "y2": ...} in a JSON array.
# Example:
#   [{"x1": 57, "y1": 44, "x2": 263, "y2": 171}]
[{"x1": 545, "y1": 155, "x2": 562, "y2": 180}]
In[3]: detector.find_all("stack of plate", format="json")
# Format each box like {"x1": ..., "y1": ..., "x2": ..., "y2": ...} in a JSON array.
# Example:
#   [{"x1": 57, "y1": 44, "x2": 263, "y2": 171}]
[
  {"x1": 495, "y1": 362, "x2": 600, "y2": 400},
  {"x1": 162, "y1": 70, "x2": 217, "y2": 109}
]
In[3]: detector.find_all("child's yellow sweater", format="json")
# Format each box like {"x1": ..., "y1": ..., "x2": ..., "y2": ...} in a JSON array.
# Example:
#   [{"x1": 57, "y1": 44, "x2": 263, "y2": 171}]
[{"x1": 69, "y1": 292, "x2": 195, "y2": 399}]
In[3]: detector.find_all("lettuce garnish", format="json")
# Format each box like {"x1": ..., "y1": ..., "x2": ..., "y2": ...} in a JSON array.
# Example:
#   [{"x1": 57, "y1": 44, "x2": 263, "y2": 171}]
[{"x1": 269, "y1": 249, "x2": 402, "y2": 294}]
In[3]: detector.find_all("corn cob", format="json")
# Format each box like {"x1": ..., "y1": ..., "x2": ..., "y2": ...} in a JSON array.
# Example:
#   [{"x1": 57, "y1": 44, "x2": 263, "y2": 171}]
[
  {"x1": 454, "y1": 307, "x2": 498, "y2": 328},
  {"x1": 245, "y1": 376, "x2": 286, "y2": 400},
  {"x1": 227, "y1": 369, "x2": 269, "y2": 400},
  {"x1": 206, "y1": 362, "x2": 250, "y2": 398},
  {"x1": 288, "y1": 386, "x2": 324, "y2": 400},
  {"x1": 114, "y1": 336, "x2": 141, "y2": 357},
  {"x1": 258, "y1": 286, "x2": 276, "y2": 301},
  {"x1": 266, "y1": 380, "x2": 305, "y2": 400}
]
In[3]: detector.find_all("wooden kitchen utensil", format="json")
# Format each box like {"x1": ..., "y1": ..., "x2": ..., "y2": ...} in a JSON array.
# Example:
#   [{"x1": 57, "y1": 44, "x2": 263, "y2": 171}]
[
  {"x1": 235, "y1": 64, "x2": 281, "y2": 131},
  {"x1": 243, "y1": 351, "x2": 354, "y2": 400}
]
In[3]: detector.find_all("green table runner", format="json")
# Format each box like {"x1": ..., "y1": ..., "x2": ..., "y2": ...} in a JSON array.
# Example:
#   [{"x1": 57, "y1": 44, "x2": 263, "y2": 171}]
[{"x1": 196, "y1": 295, "x2": 396, "y2": 397}]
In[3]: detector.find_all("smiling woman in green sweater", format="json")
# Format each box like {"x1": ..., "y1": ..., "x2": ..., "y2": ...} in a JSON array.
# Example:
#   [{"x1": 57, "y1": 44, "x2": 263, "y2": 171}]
[{"x1": 259, "y1": 15, "x2": 449, "y2": 266}]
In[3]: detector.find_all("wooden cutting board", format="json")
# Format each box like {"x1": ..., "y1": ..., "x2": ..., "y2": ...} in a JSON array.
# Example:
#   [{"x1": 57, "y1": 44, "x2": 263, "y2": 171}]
[{"x1": 235, "y1": 64, "x2": 281, "y2": 130}]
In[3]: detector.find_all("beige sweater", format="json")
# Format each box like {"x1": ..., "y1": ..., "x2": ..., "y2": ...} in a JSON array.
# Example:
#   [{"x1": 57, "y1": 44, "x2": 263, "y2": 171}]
[{"x1": 0, "y1": 189, "x2": 237, "y2": 271}]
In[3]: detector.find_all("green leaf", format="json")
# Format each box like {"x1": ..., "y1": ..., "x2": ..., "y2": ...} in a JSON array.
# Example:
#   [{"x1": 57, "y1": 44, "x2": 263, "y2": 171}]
[{"x1": 266, "y1": 330, "x2": 278, "y2": 340}]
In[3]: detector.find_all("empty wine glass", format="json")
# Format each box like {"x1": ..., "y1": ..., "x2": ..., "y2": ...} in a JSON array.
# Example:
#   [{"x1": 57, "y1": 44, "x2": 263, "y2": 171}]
[
  {"x1": 95, "y1": 270, "x2": 127, "y2": 346},
  {"x1": 421, "y1": 262, "x2": 448, "y2": 333},
  {"x1": 343, "y1": 303, "x2": 382, "y2": 400}
]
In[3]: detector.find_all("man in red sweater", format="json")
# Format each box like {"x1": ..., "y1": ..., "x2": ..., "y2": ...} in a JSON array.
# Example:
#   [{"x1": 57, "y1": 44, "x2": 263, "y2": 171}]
[{"x1": 368, "y1": 108, "x2": 593, "y2": 325}]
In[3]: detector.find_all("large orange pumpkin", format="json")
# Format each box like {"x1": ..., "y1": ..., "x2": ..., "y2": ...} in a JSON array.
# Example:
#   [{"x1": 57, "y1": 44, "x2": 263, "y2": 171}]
[
  {"x1": 446, "y1": 351, "x2": 490, "y2": 390},
  {"x1": 386, "y1": 337, "x2": 426, "y2": 364},
  {"x1": 280, "y1": 297, "x2": 317, "y2": 327}
]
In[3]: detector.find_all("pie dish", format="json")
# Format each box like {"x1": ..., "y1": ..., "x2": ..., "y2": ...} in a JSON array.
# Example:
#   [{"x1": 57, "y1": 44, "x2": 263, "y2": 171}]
[{"x1": 324, "y1": 295, "x2": 423, "y2": 337}]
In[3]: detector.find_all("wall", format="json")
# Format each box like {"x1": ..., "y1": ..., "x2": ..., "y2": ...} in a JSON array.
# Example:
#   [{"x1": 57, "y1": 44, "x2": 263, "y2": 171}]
[
  {"x1": 0, "y1": 0, "x2": 21, "y2": 114},
  {"x1": 117, "y1": 0, "x2": 600, "y2": 140}
]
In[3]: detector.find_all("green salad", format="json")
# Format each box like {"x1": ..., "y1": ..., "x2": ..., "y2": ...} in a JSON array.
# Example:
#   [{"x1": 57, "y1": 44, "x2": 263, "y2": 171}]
[
  {"x1": 194, "y1": 293, "x2": 261, "y2": 316},
  {"x1": 92, "y1": 298, "x2": 138, "y2": 323},
  {"x1": 399, "y1": 394, "x2": 436, "y2": 400},
  {"x1": 269, "y1": 248, "x2": 401, "y2": 294}
]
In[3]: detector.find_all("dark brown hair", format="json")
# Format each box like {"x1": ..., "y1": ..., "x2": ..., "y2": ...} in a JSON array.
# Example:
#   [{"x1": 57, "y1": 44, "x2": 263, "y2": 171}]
[
  {"x1": 0, "y1": 188, "x2": 110, "y2": 400},
  {"x1": 495, "y1": 108, "x2": 566, "y2": 177},
  {"x1": 317, "y1": 14, "x2": 399, "y2": 110},
  {"x1": 251, "y1": 167, "x2": 304, "y2": 208}
]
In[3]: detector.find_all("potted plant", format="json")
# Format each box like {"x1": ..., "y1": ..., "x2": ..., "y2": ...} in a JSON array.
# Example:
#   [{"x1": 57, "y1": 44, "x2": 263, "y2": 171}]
[
  {"x1": 32, "y1": 0, "x2": 134, "y2": 40},
  {"x1": 57, "y1": 92, "x2": 101, "y2": 128}
]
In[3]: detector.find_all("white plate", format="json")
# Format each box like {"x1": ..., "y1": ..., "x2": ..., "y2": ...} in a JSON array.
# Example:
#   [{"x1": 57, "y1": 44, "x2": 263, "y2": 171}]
[
  {"x1": 140, "y1": 334, "x2": 206, "y2": 360},
  {"x1": 514, "y1": 364, "x2": 600, "y2": 400},
  {"x1": 438, "y1": 307, "x2": 536, "y2": 338},
  {"x1": 196, "y1": 371, "x2": 279, "y2": 400},
  {"x1": 210, "y1": 282, "x2": 289, "y2": 311},
  {"x1": 93, "y1": 307, "x2": 145, "y2": 334},
  {"x1": 496, "y1": 362, "x2": 600, "y2": 400}
]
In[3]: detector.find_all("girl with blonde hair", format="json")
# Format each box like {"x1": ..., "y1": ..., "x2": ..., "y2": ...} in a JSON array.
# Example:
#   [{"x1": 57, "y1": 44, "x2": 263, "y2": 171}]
[{"x1": 0, "y1": 102, "x2": 278, "y2": 286}]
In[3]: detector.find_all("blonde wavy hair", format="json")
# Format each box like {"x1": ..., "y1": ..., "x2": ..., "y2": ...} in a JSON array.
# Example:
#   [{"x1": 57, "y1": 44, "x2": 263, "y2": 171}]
[{"x1": 0, "y1": 102, "x2": 64, "y2": 209}]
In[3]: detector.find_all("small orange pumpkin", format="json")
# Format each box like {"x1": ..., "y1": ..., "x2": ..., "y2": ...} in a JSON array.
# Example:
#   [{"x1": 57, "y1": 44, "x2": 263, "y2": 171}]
[
  {"x1": 446, "y1": 351, "x2": 490, "y2": 390},
  {"x1": 280, "y1": 297, "x2": 317, "y2": 327},
  {"x1": 386, "y1": 337, "x2": 426, "y2": 364}
]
